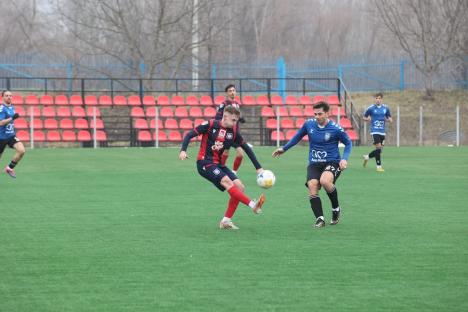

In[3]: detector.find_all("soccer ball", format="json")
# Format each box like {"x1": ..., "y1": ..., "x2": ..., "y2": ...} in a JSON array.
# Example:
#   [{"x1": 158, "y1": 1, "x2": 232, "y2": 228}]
[{"x1": 257, "y1": 170, "x2": 276, "y2": 189}]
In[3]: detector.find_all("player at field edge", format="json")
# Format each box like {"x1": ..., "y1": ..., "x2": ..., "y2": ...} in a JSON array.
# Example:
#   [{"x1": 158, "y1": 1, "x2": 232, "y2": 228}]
[
  {"x1": 216, "y1": 84, "x2": 245, "y2": 174},
  {"x1": 362, "y1": 92, "x2": 392, "y2": 172},
  {"x1": 272, "y1": 101, "x2": 352, "y2": 228},
  {"x1": 0, "y1": 90, "x2": 25, "y2": 178},
  {"x1": 179, "y1": 105, "x2": 265, "y2": 230}
]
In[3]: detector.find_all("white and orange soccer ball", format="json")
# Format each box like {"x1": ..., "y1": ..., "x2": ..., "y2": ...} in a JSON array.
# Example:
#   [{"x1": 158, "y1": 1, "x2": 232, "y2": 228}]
[{"x1": 256, "y1": 170, "x2": 276, "y2": 189}]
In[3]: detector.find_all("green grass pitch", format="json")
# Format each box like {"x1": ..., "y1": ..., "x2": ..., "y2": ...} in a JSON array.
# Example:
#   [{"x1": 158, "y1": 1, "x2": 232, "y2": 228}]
[{"x1": 1, "y1": 146, "x2": 467, "y2": 311}]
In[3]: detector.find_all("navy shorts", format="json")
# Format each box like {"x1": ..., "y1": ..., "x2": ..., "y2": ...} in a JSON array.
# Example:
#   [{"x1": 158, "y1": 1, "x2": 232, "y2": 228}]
[
  {"x1": 0, "y1": 136, "x2": 20, "y2": 154},
  {"x1": 305, "y1": 162, "x2": 342, "y2": 187},
  {"x1": 197, "y1": 160, "x2": 238, "y2": 192},
  {"x1": 372, "y1": 134, "x2": 385, "y2": 145}
]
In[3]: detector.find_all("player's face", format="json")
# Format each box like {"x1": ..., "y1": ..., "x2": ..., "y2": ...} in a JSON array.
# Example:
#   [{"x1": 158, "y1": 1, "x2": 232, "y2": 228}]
[
  {"x1": 375, "y1": 96, "x2": 382, "y2": 105},
  {"x1": 226, "y1": 87, "x2": 236, "y2": 100},
  {"x1": 222, "y1": 111, "x2": 239, "y2": 128},
  {"x1": 3, "y1": 91, "x2": 12, "y2": 105},
  {"x1": 314, "y1": 108, "x2": 328, "y2": 125}
]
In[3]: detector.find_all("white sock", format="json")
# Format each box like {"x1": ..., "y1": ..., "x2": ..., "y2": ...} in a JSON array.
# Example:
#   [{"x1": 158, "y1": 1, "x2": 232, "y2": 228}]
[
  {"x1": 222, "y1": 217, "x2": 231, "y2": 223},
  {"x1": 332, "y1": 207, "x2": 340, "y2": 212},
  {"x1": 248, "y1": 201, "x2": 256, "y2": 209},
  {"x1": 317, "y1": 216, "x2": 324, "y2": 221}
]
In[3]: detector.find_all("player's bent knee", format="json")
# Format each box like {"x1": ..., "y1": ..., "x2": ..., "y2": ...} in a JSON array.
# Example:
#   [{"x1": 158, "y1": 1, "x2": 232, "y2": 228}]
[
  {"x1": 220, "y1": 176, "x2": 234, "y2": 189},
  {"x1": 233, "y1": 179, "x2": 244, "y2": 191}
]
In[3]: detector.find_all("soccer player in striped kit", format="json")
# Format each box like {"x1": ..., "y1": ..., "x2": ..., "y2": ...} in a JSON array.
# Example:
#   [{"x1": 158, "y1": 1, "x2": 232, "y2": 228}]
[{"x1": 272, "y1": 101, "x2": 352, "y2": 228}]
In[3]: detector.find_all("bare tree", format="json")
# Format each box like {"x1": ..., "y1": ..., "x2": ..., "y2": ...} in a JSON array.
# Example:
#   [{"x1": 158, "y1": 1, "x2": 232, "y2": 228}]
[{"x1": 374, "y1": 0, "x2": 468, "y2": 98}]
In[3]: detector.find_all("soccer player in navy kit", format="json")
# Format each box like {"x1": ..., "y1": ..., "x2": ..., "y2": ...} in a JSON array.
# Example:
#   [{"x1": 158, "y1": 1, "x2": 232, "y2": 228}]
[
  {"x1": 217, "y1": 84, "x2": 245, "y2": 174},
  {"x1": 0, "y1": 90, "x2": 25, "y2": 178},
  {"x1": 362, "y1": 93, "x2": 392, "y2": 172},
  {"x1": 179, "y1": 105, "x2": 266, "y2": 230},
  {"x1": 272, "y1": 102, "x2": 352, "y2": 228}
]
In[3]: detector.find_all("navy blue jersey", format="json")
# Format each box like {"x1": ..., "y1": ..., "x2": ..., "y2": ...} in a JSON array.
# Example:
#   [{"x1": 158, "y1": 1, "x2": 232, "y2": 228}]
[
  {"x1": 181, "y1": 119, "x2": 262, "y2": 169},
  {"x1": 283, "y1": 119, "x2": 352, "y2": 164},
  {"x1": 0, "y1": 104, "x2": 16, "y2": 139},
  {"x1": 364, "y1": 104, "x2": 391, "y2": 135},
  {"x1": 215, "y1": 99, "x2": 241, "y2": 121}
]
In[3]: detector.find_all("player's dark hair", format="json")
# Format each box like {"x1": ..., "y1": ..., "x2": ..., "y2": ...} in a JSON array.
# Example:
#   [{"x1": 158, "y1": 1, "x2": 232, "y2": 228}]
[
  {"x1": 225, "y1": 84, "x2": 236, "y2": 92},
  {"x1": 374, "y1": 92, "x2": 383, "y2": 98},
  {"x1": 1, "y1": 90, "x2": 10, "y2": 96},
  {"x1": 224, "y1": 104, "x2": 240, "y2": 116},
  {"x1": 314, "y1": 101, "x2": 330, "y2": 112}
]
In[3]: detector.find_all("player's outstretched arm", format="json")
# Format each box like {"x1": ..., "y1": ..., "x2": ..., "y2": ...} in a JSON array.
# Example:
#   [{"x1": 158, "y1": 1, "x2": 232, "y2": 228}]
[
  {"x1": 179, "y1": 151, "x2": 188, "y2": 160},
  {"x1": 272, "y1": 148, "x2": 285, "y2": 158}
]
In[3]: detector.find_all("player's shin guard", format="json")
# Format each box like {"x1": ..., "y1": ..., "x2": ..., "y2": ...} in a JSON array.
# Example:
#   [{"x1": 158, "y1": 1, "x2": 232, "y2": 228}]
[
  {"x1": 227, "y1": 186, "x2": 251, "y2": 206},
  {"x1": 8, "y1": 160, "x2": 17, "y2": 169},
  {"x1": 233, "y1": 155, "x2": 243, "y2": 171},
  {"x1": 375, "y1": 148, "x2": 382, "y2": 166},
  {"x1": 221, "y1": 153, "x2": 229, "y2": 166},
  {"x1": 326, "y1": 186, "x2": 339, "y2": 209},
  {"x1": 309, "y1": 195, "x2": 324, "y2": 219},
  {"x1": 224, "y1": 197, "x2": 240, "y2": 218}
]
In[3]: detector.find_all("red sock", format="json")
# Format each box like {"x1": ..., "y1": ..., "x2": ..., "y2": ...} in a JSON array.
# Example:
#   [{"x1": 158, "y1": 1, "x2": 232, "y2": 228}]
[
  {"x1": 221, "y1": 153, "x2": 229, "y2": 166},
  {"x1": 224, "y1": 197, "x2": 240, "y2": 218},
  {"x1": 227, "y1": 186, "x2": 251, "y2": 206},
  {"x1": 233, "y1": 155, "x2": 243, "y2": 171}
]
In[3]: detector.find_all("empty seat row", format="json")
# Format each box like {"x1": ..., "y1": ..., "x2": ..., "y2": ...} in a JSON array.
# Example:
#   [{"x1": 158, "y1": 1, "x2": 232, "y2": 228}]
[
  {"x1": 261, "y1": 106, "x2": 346, "y2": 118},
  {"x1": 130, "y1": 106, "x2": 216, "y2": 118},
  {"x1": 14, "y1": 106, "x2": 101, "y2": 118},
  {"x1": 16, "y1": 130, "x2": 107, "y2": 142},
  {"x1": 270, "y1": 129, "x2": 358, "y2": 142},
  {"x1": 11, "y1": 94, "x2": 340, "y2": 107},
  {"x1": 137, "y1": 130, "x2": 193, "y2": 142},
  {"x1": 15, "y1": 118, "x2": 104, "y2": 130},
  {"x1": 265, "y1": 117, "x2": 352, "y2": 130},
  {"x1": 133, "y1": 118, "x2": 206, "y2": 130}
]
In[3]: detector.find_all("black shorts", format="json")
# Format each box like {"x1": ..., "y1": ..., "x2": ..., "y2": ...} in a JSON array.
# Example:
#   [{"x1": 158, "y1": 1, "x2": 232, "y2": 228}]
[
  {"x1": 0, "y1": 136, "x2": 20, "y2": 154},
  {"x1": 305, "y1": 162, "x2": 342, "y2": 186},
  {"x1": 197, "y1": 160, "x2": 238, "y2": 192},
  {"x1": 372, "y1": 134, "x2": 385, "y2": 145}
]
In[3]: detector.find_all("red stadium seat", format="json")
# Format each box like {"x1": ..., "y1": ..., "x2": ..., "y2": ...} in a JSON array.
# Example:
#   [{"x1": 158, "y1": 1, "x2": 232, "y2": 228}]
[
  {"x1": 189, "y1": 107, "x2": 203, "y2": 118},
  {"x1": 295, "y1": 118, "x2": 305, "y2": 128},
  {"x1": 304, "y1": 106, "x2": 314, "y2": 117},
  {"x1": 270, "y1": 95, "x2": 283, "y2": 106},
  {"x1": 313, "y1": 95, "x2": 325, "y2": 104},
  {"x1": 131, "y1": 107, "x2": 145, "y2": 118},
  {"x1": 44, "y1": 118, "x2": 58, "y2": 130},
  {"x1": 241, "y1": 95, "x2": 256, "y2": 106},
  {"x1": 171, "y1": 95, "x2": 184, "y2": 106},
  {"x1": 57, "y1": 106, "x2": 71, "y2": 117},
  {"x1": 285, "y1": 130, "x2": 297, "y2": 140},
  {"x1": 14, "y1": 118, "x2": 28, "y2": 129},
  {"x1": 142, "y1": 95, "x2": 155, "y2": 106},
  {"x1": 199, "y1": 95, "x2": 213, "y2": 106},
  {"x1": 149, "y1": 118, "x2": 164, "y2": 129},
  {"x1": 174, "y1": 107, "x2": 188, "y2": 118},
  {"x1": 134, "y1": 118, "x2": 149, "y2": 129},
  {"x1": 164, "y1": 118, "x2": 178, "y2": 129},
  {"x1": 289, "y1": 106, "x2": 303, "y2": 117},
  {"x1": 42, "y1": 107, "x2": 56, "y2": 118},
  {"x1": 85, "y1": 95, "x2": 98, "y2": 106},
  {"x1": 86, "y1": 107, "x2": 101, "y2": 117},
  {"x1": 62, "y1": 130, "x2": 76, "y2": 142},
  {"x1": 186, "y1": 95, "x2": 199, "y2": 106},
  {"x1": 256, "y1": 95, "x2": 270, "y2": 106},
  {"x1": 40, "y1": 95, "x2": 54, "y2": 106},
  {"x1": 203, "y1": 107, "x2": 216, "y2": 118},
  {"x1": 331, "y1": 107, "x2": 346, "y2": 117},
  {"x1": 89, "y1": 118, "x2": 104, "y2": 129},
  {"x1": 99, "y1": 95, "x2": 112, "y2": 106},
  {"x1": 77, "y1": 130, "x2": 92, "y2": 141},
  {"x1": 285, "y1": 95, "x2": 298, "y2": 106},
  {"x1": 276, "y1": 106, "x2": 289, "y2": 117},
  {"x1": 346, "y1": 129, "x2": 358, "y2": 141},
  {"x1": 261, "y1": 107, "x2": 275, "y2": 117},
  {"x1": 96, "y1": 130, "x2": 107, "y2": 141},
  {"x1": 127, "y1": 95, "x2": 141, "y2": 106},
  {"x1": 32, "y1": 119, "x2": 43, "y2": 129},
  {"x1": 281, "y1": 118, "x2": 295, "y2": 129},
  {"x1": 156, "y1": 95, "x2": 170, "y2": 106},
  {"x1": 138, "y1": 130, "x2": 152, "y2": 141},
  {"x1": 214, "y1": 95, "x2": 225, "y2": 105},
  {"x1": 270, "y1": 130, "x2": 285, "y2": 141},
  {"x1": 265, "y1": 118, "x2": 278, "y2": 129},
  {"x1": 59, "y1": 118, "x2": 74, "y2": 129},
  {"x1": 26, "y1": 106, "x2": 41, "y2": 117},
  {"x1": 16, "y1": 130, "x2": 30, "y2": 141},
  {"x1": 12, "y1": 95, "x2": 24, "y2": 105},
  {"x1": 299, "y1": 95, "x2": 312, "y2": 105},
  {"x1": 70, "y1": 95, "x2": 84, "y2": 106},
  {"x1": 179, "y1": 118, "x2": 193, "y2": 130},
  {"x1": 33, "y1": 130, "x2": 45, "y2": 141},
  {"x1": 154, "y1": 131, "x2": 168, "y2": 141},
  {"x1": 74, "y1": 118, "x2": 89, "y2": 129},
  {"x1": 327, "y1": 95, "x2": 340, "y2": 105},
  {"x1": 338, "y1": 118, "x2": 352, "y2": 129},
  {"x1": 25, "y1": 95, "x2": 39, "y2": 105},
  {"x1": 55, "y1": 95, "x2": 69, "y2": 106},
  {"x1": 194, "y1": 119, "x2": 205, "y2": 127},
  {"x1": 146, "y1": 107, "x2": 157, "y2": 118},
  {"x1": 15, "y1": 106, "x2": 25, "y2": 116},
  {"x1": 168, "y1": 130, "x2": 182, "y2": 142},
  {"x1": 113, "y1": 95, "x2": 127, "y2": 106},
  {"x1": 47, "y1": 130, "x2": 61, "y2": 142},
  {"x1": 72, "y1": 107, "x2": 86, "y2": 118},
  {"x1": 160, "y1": 107, "x2": 174, "y2": 118}
]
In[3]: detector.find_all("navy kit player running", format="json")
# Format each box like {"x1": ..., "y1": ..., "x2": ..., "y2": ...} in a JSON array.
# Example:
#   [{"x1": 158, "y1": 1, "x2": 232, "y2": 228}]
[
  {"x1": 217, "y1": 84, "x2": 245, "y2": 174},
  {"x1": 272, "y1": 101, "x2": 352, "y2": 228},
  {"x1": 363, "y1": 92, "x2": 392, "y2": 172},
  {"x1": 0, "y1": 90, "x2": 26, "y2": 178},
  {"x1": 179, "y1": 105, "x2": 266, "y2": 230}
]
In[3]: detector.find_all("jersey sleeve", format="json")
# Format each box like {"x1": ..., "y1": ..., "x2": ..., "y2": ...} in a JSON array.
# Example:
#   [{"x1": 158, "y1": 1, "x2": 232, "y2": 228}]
[
  {"x1": 364, "y1": 106, "x2": 372, "y2": 117},
  {"x1": 338, "y1": 128, "x2": 352, "y2": 160},
  {"x1": 385, "y1": 107, "x2": 392, "y2": 118},
  {"x1": 240, "y1": 141, "x2": 262, "y2": 170},
  {"x1": 282, "y1": 122, "x2": 308, "y2": 152},
  {"x1": 0, "y1": 107, "x2": 7, "y2": 121},
  {"x1": 180, "y1": 120, "x2": 211, "y2": 151}
]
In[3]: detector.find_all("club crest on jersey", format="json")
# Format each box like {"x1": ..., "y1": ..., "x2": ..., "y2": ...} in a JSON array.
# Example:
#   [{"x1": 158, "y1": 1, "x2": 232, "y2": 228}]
[
  {"x1": 218, "y1": 129, "x2": 226, "y2": 138},
  {"x1": 324, "y1": 133, "x2": 331, "y2": 141},
  {"x1": 213, "y1": 168, "x2": 221, "y2": 175},
  {"x1": 226, "y1": 133, "x2": 233, "y2": 139}
]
